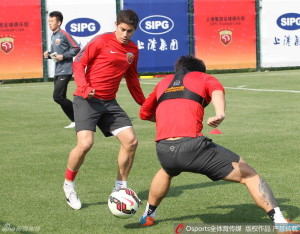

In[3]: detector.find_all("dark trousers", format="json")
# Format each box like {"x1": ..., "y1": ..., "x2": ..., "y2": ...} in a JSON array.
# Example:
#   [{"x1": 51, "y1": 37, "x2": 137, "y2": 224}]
[{"x1": 53, "y1": 75, "x2": 74, "y2": 122}]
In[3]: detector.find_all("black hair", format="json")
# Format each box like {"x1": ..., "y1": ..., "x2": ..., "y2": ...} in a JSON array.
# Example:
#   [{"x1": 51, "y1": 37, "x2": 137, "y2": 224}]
[
  {"x1": 117, "y1": 9, "x2": 139, "y2": 29},
  {"x1": 174, "y1": 55, "x2": 206, "y2": 73},
  {"x1": 49, "y1": 11, "x2": 63, "y2": 23}
]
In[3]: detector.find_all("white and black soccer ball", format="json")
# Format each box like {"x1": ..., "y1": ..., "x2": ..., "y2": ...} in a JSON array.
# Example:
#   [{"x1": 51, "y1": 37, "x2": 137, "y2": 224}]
[{"x1": 108, "y1": 188, "x2": 141, "y2": 219}]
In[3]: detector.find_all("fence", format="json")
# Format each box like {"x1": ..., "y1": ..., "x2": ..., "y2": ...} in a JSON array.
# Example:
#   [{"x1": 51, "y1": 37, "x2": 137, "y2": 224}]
[{"x1": 0, "y1": 0, "x2": 299, "y2": 80}]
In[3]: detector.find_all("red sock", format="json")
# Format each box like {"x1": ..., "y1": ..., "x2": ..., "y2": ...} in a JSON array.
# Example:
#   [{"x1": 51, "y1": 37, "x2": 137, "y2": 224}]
[{"x1": 65, "y1": 168, "x2": 78, "y2": 181}]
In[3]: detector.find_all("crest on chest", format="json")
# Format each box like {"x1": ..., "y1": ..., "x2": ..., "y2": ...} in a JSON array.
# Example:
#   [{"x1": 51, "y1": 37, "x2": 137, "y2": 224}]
[{"x1": 126, "y1": 52, "x2": 134, "y2": 64}]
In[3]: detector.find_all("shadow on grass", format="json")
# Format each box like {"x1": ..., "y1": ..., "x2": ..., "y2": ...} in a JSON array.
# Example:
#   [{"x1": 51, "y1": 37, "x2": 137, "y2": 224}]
[
  {"x1": 198, "y1": 199, "x2": 300, "y2": 223},
  {"x1": 137, "y1": 180, "x2": 229, "y2": 201},
  {"x1": 125, "y1": 180, "x2": 300, "y2": 230},
  {"x1": 82, "y1": 201, "x2": 107, "y2": 208},
  {"x1": 124, "y1": 200, "x2": 300, "y2": 230}
]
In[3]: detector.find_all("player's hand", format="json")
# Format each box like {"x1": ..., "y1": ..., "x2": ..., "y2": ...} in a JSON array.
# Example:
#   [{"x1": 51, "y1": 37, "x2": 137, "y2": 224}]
[
  {"x1": 87, "y1": 89, "x2": 95, "y2": 99},
  {"x1": 56, "y1": 54, "x2": 64, "y2": 61},
  {"x1": 207, "y1": 114, "x2": 225, "y2": 128},
  {"x1": 43, "y1": 51, "x2": 50, "y2": 58}
]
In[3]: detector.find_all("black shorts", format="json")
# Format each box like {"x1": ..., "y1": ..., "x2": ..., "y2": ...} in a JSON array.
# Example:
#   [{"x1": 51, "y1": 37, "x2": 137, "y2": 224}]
[
  {"x1": 73, "y1": 96, "x2": 132, "y2": 137},
  {"x1": 156, "y1": 136, "x2": 240, "y2": 181}
]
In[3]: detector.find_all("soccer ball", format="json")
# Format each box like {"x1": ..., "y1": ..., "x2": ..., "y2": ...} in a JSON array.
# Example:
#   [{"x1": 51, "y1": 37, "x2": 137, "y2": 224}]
[{"x1": 108, "y1": 188, "x2": 141, "y2": 219}]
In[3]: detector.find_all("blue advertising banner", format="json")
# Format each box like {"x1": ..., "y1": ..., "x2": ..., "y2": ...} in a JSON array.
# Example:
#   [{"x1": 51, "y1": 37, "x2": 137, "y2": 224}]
[{"x1": 123, "y1": 0, "x2": 189, "y2": 73}]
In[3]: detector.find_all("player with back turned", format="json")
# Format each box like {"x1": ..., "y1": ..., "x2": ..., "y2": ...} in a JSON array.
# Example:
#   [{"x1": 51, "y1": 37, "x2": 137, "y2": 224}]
[{"x1": 139, "y1": 55, "x2": 291, "y2": 227}]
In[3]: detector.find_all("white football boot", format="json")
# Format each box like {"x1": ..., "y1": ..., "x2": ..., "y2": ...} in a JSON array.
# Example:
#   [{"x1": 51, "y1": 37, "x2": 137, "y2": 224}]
[
  {"x1": 63, "y1": 182, "x2": 82, "y2": 210},
  {"x1": 64, "y1": 122, "x2": 75, "y2": 129}
]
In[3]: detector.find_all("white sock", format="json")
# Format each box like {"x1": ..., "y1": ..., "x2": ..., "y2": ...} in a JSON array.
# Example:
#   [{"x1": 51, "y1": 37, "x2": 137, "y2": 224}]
[
  {"x1": 115, "y1": 180, "x2": 127, "y2": 189},
  {"x1": 143, "y1": 202, "x2": 157, "y2": 218},
  {"x1": 64, "y1": 180, "x2": 75, "y2": 188},
  {"x1": 273, "y1": 207, "x2": 287, "y2": 224}
]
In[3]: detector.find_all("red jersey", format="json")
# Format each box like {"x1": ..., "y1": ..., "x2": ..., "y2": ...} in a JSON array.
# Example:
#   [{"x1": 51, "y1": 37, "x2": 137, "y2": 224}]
[
  {"x1": 140, "y1": 71, "x2": 225, "y2": 141},
  {"x1": 73, "y1": 32, "x2": 145, "y2": 105}
]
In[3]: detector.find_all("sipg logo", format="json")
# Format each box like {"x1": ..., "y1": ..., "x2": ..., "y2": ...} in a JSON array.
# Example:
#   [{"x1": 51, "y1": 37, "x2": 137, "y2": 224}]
[
  {"x1": 277, "y1": 13, "x2": 300, "y2": 30},
  {"x1": 65, "y1": 18, "x2": 100, "y2": 37},
  {"x1": 139, "y1": 15, "x2": 174, "y2": 35}
]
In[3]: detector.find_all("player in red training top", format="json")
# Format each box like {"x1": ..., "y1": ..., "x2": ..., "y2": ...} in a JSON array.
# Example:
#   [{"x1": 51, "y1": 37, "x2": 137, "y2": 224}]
[
  {"x1": 139, "y1": 55, "x2": 289, "y2": 226},
  {"x1": 63, "y1": 9, "x2": 146, "y2": 210}
]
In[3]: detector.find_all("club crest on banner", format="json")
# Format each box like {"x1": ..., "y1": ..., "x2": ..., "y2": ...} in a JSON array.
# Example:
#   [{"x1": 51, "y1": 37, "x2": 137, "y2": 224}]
[
  {"x1": 0, "y1": 36, "x2": 14, "y2": 54},
  {"x1": 219, "y1": 29, "x2": 232, "y2": 46},
  {"x1": 126, "y1": 52, "x2": 134, "y2": 64}
]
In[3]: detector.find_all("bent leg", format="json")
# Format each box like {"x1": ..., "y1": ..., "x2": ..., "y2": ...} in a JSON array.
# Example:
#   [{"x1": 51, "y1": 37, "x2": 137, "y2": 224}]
[
  {"x1": 67, "y1": 130, "x2": 94, "y2": 175},
  {"x1": 53, "y1": 75, "x2": 74, "y2": 121},
  {"x1": 224, "y1": 158, "x2": 277, "y2": 212},
  {"x1": 63, "y1": 130, "x2": 94, "y2": 209},
  {"x1": 140, "y1": 168, "x2": 172, "y2": 225},
  {"x1": 148, "y1": 168, "x2": 172, "y2": 206},
  {"x1": 115, "y1": 127, "x2": 138, "y2": 181}
]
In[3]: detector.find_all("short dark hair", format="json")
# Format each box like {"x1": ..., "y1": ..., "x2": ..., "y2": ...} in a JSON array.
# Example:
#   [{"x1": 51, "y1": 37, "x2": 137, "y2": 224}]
[
  {"x1": 174, "y1": 55, "x2": 206, "y2": 73},
  {"x1": 117, "y1": 9, "x2": 139, "y2": 29},
  {"x1": 49, "y1": 11, "x2": 63, "y2": 23}
]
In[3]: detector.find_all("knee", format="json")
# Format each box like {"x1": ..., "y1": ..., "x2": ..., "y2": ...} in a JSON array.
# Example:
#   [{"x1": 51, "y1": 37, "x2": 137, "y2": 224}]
[
  {"x1": 129, "y1": 137, "x2": 138, "y2": 151},
  {"x1": 53, "y1": 95, "x2": 65, "y2": 105},
  {"x1": 228, "y1": 158, "x2": 258, "y2": 184},
  {"x1": 123, "y1": 136, "x2": 138, "y2": 152},
  {"x1": 239, "y1": 163, "x2": 259, "y2": 185},
  {"x1": 77, "y1": 139, "x2": 93, "y2": 154}
]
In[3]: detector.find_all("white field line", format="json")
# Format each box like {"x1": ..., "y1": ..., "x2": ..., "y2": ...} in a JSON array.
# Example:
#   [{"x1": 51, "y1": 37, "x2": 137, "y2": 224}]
[
  {"x1": 139, "y1": 81, "x2": 300, "y2": 93},
  {"x1": 216, "y1": 70, "x2": 300, "y2": 78},
  {"x1": 223, "y1": 87, "x2": 300, "y2": 93},
  {"x1": 0, "y1": 84, "x2": 53, "y2": 89},
  {"x1": 1, "y1": 81, "x2": 300, "y2": 94}
]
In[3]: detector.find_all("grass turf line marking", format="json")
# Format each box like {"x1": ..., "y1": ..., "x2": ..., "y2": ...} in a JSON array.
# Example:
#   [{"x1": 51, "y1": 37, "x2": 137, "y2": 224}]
[
  {"x1": 139, "y1": 81, "x2": 300, "y2": 93},
  {"x1": 224, "y1": 87, "x2": 300, "y2": 93},
  {"x1": 1, "y1": 82, "x2": 300, "y2": 94},
  {"x1": 0, "y1": 84, "x2": 52, "y2": 89}
]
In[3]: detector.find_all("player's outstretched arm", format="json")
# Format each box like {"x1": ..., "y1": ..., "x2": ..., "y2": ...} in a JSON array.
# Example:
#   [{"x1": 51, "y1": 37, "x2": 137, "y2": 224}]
[
  {"x1": 140, "y1": 87, "x2": 158, "y2": 122},
  {"x1": 207, "y1": 90, "x2": 226, "y2": 128}
]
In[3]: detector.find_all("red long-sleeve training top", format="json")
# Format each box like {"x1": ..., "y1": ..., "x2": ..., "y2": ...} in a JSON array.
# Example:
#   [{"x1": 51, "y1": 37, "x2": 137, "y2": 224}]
[{"x1": 73, "y1": 32, "x2": 145, "y2": 105}]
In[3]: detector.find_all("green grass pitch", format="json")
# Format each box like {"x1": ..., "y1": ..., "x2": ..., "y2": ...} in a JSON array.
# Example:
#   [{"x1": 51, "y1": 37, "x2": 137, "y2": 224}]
[{"x1": 0, "y1": 69, "x2": 299, "y2": 233}]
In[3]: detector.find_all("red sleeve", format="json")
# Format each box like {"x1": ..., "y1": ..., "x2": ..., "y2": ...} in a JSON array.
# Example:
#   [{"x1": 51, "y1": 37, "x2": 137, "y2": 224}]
[
  {"x1": 124, "y1": 52, "x2": 146, "y2": 105},
  {"x1": 60, "y1": 30, "x2": 80, "y2": 59},
  {"x1": 139, "y1": 85, "x2": 158, "y2": 120},
  {"x1": 73, "y1": 36, "x2": 103, "y2": 99},
  {"x1": 205, "y1": 74, "x2": 225, "y2": 102}
]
